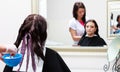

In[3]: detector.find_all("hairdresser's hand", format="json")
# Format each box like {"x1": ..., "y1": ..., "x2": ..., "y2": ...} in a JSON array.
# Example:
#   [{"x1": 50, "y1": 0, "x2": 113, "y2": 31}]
[
  {"x1": 0, "y1": 49, "x2": 17, "y2": 61},
  {"x1": 0, "y1": 45, "x2": 17, "y2": 60},
  {"x1": 5, "y1": 45, "x2": 17, "y2": 54}
]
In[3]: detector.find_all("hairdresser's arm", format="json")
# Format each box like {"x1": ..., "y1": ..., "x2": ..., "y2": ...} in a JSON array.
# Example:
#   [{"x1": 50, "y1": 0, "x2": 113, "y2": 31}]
[
  {"x1": 0, "y1": 45, "x2": 6, "y2": 53},
  {"x1": 69, "y1": 28, "x2": 82, "y2": 41},
  {"x1": 111, "y1": 25, "x2": 118, "y2": 30},
  {"x1": 0, "y1": 45, "x2": 6, "y2": 60}
]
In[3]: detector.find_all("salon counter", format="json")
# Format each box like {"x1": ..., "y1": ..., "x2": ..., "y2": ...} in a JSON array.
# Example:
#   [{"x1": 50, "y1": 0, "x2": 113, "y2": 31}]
[
  {"x1": 47, "y1": 45, "x2": 107, "y2": 52},
  {"x1": 47, "y1": 46, "x2": 109, "y2": 72}
]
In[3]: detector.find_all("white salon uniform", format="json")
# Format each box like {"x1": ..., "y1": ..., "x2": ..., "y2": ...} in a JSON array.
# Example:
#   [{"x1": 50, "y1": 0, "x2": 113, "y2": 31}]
[
  {"x1": 69, "y1": 17, "x2": 88, "y2": 45},
  {"x1": 13, "y1": 47, "x2": 46, "y2": 72},
  {"x1": 110, "y1": 19, "x2": 118, "y2": 33}
]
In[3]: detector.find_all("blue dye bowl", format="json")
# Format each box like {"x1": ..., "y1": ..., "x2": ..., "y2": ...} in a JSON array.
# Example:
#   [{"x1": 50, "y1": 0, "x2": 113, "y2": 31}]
[{"x1": 2, "y1": 53, "x2": 22, "y2": 67}]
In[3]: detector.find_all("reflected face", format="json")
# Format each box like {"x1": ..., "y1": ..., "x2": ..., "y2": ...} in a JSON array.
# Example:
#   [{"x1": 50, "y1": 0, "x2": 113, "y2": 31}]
[
  {"x1": 85, "y1": 22, "x2": 97, "y2": 36},
  {"x1": 77, "y1": 8, "x2": 85, "y2": 19}
]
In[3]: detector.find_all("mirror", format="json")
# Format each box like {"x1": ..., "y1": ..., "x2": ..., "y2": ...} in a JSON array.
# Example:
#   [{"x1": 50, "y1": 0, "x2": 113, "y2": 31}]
[
  {"x1": 107, "y1": 0, "x2": 120, "y2": 39},
  {"x1": 38, "y1": 0, "x2": 108, "y2": 46},
  {"x1": 32, "y1": 0, "x2": 112, "y2": 52}
]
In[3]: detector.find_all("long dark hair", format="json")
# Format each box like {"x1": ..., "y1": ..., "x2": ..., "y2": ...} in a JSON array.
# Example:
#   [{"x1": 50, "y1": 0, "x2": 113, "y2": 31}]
[
  {"x1": 73, "y1": 2, "x2": 86, "y2": 23},
  {"x1": 117, "y1": 15, "x2": 120, "y2": 22},
  {"x1": 14, "y1": 14, "x2": 47, "y2": 60},
  {"x1": 116, "y1": 15, "x2": 120, "y2": 28},
  {"x1": 82, "y1": 19, "x2": 100, "y2": 37}
]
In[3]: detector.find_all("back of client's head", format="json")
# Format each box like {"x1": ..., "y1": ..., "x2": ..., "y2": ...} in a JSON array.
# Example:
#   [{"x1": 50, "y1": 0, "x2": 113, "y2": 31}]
[{"x1": 14, "y1": 14, "x2": 47, "y2": 60}]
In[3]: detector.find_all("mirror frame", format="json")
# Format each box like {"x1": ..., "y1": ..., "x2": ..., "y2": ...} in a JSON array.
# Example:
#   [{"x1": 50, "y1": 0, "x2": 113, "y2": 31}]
[{"x1": 31, "y1": 0, "x2": 39, "y2": 14}]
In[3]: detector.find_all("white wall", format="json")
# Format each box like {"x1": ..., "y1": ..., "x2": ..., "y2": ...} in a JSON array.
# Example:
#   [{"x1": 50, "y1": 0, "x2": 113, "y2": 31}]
[
  {"x1": 0, "y1": 1, "x2": 31, "y2": 71},
  {"x1": 0, "y1": 0, "x2": 31, "y2": 44},
  {"x1": 46, "y1": 0, "x2": 108, "y2": 45}
]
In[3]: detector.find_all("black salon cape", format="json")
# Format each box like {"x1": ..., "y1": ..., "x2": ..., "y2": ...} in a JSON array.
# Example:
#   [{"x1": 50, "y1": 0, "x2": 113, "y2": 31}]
[
  {"x1": 3, "y1": 48, "x2": 71, "y2": 72},
  {"x1": 78, "y1": 36, "x2": 106, "y2": 46}
]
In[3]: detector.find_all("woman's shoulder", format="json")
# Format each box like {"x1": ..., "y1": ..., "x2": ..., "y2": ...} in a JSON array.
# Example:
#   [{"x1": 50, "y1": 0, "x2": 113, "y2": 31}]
[
  {"x1": 97, "y1": 36, "x2": 105, "y2": 40},
  {"x1": 96, "y1": 36, "x2": 107, "y2": 45},
  {"x1": 69, "y1": 18, "x2": 77, "y2": 24},
  {"x1": 46, "y1": 47, "x2": 58, "y2": 55},
  {"x1": 44, "y1": 48, "x2": 71, "y2": 72},
  {"x1": 68, "y1": 18, "x2": 78, "y2": 30}
]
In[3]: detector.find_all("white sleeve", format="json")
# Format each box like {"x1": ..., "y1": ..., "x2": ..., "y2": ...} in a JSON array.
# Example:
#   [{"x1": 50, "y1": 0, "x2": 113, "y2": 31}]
[
  {"x1": 69, "y1": 19, "x2": 77, "y2": 30},
  {"x1": 111, "y1": 20, "x2": 114, "y2": 26},
  {"x1": 110, "y1": 20, "x2": 118, "y2": 26}
]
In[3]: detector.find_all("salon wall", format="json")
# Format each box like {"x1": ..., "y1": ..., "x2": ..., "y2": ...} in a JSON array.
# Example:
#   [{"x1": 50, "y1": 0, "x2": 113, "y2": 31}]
[
  {"x1": 47, "y1": 0, "x2": 108, "y2": 45},
  {"x1": 0, "y1": 0, "x2": 31, "y2": 71},
  {"x1": 0, "y1": 0, "x2": 31, "y2": 44}
]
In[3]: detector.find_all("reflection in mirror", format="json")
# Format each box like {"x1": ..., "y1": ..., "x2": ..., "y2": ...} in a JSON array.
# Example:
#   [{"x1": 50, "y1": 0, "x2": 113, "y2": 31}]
[
  {"x1": 39, "y1": 0, "x2": 107, "y2": 47},
  {"x1": 107, "y1": 0, "x2": 120, "y2": 39}
]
